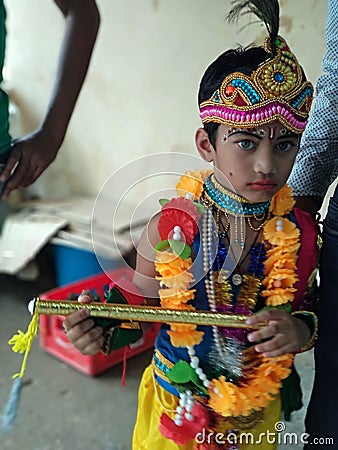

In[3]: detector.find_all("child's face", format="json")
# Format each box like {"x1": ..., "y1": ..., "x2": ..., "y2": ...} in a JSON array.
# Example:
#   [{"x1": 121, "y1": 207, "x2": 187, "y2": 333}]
[{"x1": 196, "y1": 121, "x2": 300, "y2": 203}]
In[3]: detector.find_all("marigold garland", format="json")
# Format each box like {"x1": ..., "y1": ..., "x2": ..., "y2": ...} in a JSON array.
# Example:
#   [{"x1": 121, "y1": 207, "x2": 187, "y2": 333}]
[
  {"x1": 155, "y1": 170, "x2": 209, "y2": 347},
  {"x1": 155, "y1": 172, "x2": 299, "y2": 423},
  {"x1": 176, "y1": 169, "x2": 212, "y2": 199},
  {"x1": 262, "y1": 185, "x2": 300, "y2": 306},
  {"x1": 208, "y1": 354, "x2": 293, "y2": 417}
]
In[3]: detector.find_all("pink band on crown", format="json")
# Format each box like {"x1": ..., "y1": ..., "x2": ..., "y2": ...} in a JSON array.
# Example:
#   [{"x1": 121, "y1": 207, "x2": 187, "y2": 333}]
[{"x1": 199, "y1": 101, "x2": 308, "y2": 133}]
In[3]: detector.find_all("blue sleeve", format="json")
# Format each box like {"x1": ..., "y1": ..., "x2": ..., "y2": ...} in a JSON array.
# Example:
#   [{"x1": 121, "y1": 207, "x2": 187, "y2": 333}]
[{"x1": 288, "y1": 0, "x2": 338, "y2": 197}]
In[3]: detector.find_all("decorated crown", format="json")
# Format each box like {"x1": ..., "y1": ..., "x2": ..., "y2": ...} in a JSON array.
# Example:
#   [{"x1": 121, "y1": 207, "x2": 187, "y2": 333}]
[{"x1": 199, "y1": 35, "x2": 313, "y2": 134}]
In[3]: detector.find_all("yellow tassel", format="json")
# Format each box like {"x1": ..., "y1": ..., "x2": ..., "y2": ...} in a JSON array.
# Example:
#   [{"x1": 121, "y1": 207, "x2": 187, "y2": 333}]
[{"x1": 8, "y1": 298, "x2": 39, "y2": 379}]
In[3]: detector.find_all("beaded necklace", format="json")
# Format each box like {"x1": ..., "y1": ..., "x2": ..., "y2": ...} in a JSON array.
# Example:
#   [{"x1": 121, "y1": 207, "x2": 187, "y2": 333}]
[
  {"x1": 204, "y1": 207, "x2": 268, "y2": 381},
  {"x1": 201, "y1": 174, "x2": 271, "y2": 248},
  {"x1": 203, "y1": 174, "x2": 271, "y2": 216}
]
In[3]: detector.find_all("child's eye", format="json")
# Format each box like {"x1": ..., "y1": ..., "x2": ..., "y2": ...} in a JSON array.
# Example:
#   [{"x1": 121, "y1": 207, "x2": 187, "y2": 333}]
[
  {"x1": 275, "y1": 141, "x2": 295, "y2": 151},
  {"x1": 237, "y1": 140, "x2": 256, "y2": 150}
]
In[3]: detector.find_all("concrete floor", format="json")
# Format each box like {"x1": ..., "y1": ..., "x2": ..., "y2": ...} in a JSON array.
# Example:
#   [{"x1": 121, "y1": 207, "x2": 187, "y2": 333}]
[{"x1": 0, "y1": 271, "x2": 315, "y2": 450}]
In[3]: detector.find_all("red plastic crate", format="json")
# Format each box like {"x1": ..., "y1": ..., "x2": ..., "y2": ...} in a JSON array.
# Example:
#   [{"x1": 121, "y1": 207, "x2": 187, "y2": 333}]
[{"x1": 39, "y1": 268, "x2": 158, "y2": 376}]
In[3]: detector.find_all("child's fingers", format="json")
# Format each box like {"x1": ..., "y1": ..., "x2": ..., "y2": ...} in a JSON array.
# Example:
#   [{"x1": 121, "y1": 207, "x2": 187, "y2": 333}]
[
  {"x1": 78, "y1": 289, "x2": 94, "y2": 303},
  {"x1": 63, "y1": 309, "x2": 90, "y2": 331},
  {"x1": 247, "y1": 320, "x2": 280, "y2": 343},
  {"x1": 246, "y1": 308, "x2": 288, "y2": 326},
  {"x1": 69, "y1": 327, "x2": 104, "y2": 355},
  {"x1": 254, "y1": 333, "x2": 286, "y2": 352},
  {"x1": 258, "y1": 344, "x2": 295, "y2": 358},
  {"x1": 255, "y1": 337, "x2": 296, "y2": 357}
]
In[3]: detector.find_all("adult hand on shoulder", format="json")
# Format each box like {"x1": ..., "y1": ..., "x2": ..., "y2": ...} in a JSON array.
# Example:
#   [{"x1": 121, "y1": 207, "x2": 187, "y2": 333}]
[
  {"x1": 0, "y1": 129, "x2": 61, "y2": 199},
  {"x1": 246, "y1": 309, "x2": 310, "y2": 357},
  {"x1": 63, "y1": 290, "x2": 104, "y2": 355}
]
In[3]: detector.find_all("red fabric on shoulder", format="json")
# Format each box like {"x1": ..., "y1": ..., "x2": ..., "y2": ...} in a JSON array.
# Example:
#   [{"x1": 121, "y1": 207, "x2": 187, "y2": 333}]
[{"x1": 292, "y1": 208, "x2": 319, "y2": 310}]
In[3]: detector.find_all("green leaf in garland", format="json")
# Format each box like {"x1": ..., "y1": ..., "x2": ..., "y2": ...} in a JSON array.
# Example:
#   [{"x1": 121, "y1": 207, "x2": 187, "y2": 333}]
[
  {"x1": 167, "y1": 360, "x2": 208, "y2": 395},
  {"x1": 167, "y1": 360, "x2": 194, "y2": 384},
  {"x1": 168, "y1": 240, "x2": 191, "y2": 260},
  {"x1": 154, "y1": 240, "x2": 169, "y2": 251},
  {"x1": 193, "y1": 201, "x2": 204, "y2": 215},
  {"x1": 159, "y1": 198, "x2": 169, "y2": 207}
]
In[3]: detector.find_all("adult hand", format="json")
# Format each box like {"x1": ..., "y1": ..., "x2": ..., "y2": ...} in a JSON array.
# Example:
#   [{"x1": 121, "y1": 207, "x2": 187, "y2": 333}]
[
  {"x1": 246, "y1": 309, "x2": 310, "y2": 357},
  {"x1": 0, "y1": 129, "x2": 61, "y2": 199},
  {"x1": 0, "y1": 0, "x2": 100, "y2": 200},
  {"x1": 63, "y1": 290, "x2": 104, "y2": 355}
]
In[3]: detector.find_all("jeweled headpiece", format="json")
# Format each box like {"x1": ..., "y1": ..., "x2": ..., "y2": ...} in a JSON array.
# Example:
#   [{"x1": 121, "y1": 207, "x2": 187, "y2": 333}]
[{"x1": 199, "y1": 1, "x2": 313, "y2": 134}]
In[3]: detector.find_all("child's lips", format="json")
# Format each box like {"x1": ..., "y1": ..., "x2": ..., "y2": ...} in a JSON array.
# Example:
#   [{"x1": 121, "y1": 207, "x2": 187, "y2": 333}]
[{"x1": 248, "y1": 180, "x2": 277, "y2": 191}]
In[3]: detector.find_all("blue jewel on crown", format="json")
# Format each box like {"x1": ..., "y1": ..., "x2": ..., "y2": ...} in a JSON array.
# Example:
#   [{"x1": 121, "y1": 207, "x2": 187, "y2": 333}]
[
  {"x1": 214, "y1": 91, "x2": 221, "y2": 103},
  {"x1": 274, "y1": 72, "x2": 285, "y2": 83}
]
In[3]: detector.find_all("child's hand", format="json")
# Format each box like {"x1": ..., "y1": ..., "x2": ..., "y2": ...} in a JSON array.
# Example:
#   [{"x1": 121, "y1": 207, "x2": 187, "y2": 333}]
[
  {"x1": 246, "y1": 309, "x2": 310, "y2": 357},
  {"x1": 63, "y1": 290, "x2": 104, "y2": 355}
]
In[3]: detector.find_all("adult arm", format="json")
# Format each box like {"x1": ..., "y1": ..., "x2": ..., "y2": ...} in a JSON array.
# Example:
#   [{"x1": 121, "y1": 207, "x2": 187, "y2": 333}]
[
  {"x1": 288, "y1": 0, "x2": 338, "y2": 215},
  {"x1": 0, "y1": 0, "x2": 100, "y2": 198}
]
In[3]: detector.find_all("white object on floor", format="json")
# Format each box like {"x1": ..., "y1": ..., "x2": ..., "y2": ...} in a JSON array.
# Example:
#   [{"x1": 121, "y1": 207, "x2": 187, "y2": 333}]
[{"x1": 0, "y1": 211, "x2": 67, "y2": 275}]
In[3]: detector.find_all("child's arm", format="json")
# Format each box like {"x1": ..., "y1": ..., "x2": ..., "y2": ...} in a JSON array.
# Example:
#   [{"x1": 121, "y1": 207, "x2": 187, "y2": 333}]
[
  {"x1": 63, "y1": 215, "x2": 161, "y2": 354},
  {"x1": 246, "y1": 309, "x2": 316, "y2": 357}
]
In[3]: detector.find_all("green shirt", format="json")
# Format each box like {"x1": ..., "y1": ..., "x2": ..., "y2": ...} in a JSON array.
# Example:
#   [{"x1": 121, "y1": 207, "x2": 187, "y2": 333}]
[{"x1": 0, "y1": 1, "x2": 12, "y2": 155}]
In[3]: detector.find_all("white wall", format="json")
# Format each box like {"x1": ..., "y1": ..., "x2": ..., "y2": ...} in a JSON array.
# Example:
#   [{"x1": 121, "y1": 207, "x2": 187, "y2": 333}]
[{"x1": 4, "y1": 0, "x2": 327, "y2": 199}]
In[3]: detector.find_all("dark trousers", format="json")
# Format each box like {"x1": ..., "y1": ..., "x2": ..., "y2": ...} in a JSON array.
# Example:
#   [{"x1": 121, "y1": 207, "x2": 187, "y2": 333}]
[{"x1": 305, "y1": 184, "x2": 338, "y2": 449}]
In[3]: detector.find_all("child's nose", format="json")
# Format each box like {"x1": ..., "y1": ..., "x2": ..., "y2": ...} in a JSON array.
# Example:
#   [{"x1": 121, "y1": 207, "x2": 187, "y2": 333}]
[{"x1": 253, "y1": 146, "x2": 276, "y2": 175}]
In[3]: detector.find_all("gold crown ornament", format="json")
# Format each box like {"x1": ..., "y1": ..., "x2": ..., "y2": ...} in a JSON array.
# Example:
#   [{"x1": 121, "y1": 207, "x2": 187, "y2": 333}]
[{"x1": 199, "y1": 36, "x2": 313, "y2": 134}]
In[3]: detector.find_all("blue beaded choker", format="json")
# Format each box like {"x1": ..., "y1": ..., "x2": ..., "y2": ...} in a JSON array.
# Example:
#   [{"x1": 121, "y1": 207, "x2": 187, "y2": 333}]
[{"x1": 203, "y1": 174, "x2": 271, "y2": 216}]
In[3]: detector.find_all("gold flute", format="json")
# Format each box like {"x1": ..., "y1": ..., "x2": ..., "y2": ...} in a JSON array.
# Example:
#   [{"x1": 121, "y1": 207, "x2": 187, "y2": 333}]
[{"x1": 29, "y1": 298, "x2": 259, "y2": 329}]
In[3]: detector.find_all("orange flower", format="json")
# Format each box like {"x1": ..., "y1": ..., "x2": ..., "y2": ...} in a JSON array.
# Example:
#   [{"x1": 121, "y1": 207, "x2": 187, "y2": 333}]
[
  {"x1": 264, "y1": 354, "x2": 294, "y2": 369},
  {"x1": 160, "y1": 300, "x2": 195, "y2": 310},
  {"x1": 264, "y1": 255, "x2": 296, "y2": 274},
  {"x1": 239, "y1": 386, "x2": 266, "y2": 415},
  {"x1": 169, "y1": 323, "x2": 197, "y2": 333},
  {"x1": 208, "y1": 376, "x2": 237, "y2": 416},
  {"x1": 231, "y1": 389, "x2": 251, "y2": 417},
  {"x1": 269, "y1": 184, "x2": 295, "y2": 215},
  {"x1": 254, "y1": 363, "x2": 283, "y2": 393},
  {"x1": 159, "y1": 288, "x2": 195, "y2": 305},
  {"x1": 168, "y1": 328, "x2": 204, "y2": 347},
  {"x1": 155, "y1": 252, "x2": 192, "y2": 278},
  {"x1": 176, "y1": 171, "x2": 205, "y2": 200},
  {"x1": 266, "y1": 243, "x2": 300, "y2": 260},
  {"x1": 264, "y1": 217, "x2": 300, "y2": 246},
  {"x1": 263, "y1": 268, "x2": 299, "y2": 290},
  {"x1": 205, "y1": 353, "x2": 294, "y2": 417},
  {"x1": 157, "y1": 270, "x2": 195, "y2": 290},
  {"x1": 261, "y1": 287, "x2": 296, "y2": 306}
]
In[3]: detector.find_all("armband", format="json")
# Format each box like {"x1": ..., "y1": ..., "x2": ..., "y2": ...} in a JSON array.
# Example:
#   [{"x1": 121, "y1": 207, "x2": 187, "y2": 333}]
[
  {"x1": 291, "y1": 311, "x2": 318, "y2": 353},
  {"x1": 93, "y1": 279, "x2": 144, "y2": 354}
]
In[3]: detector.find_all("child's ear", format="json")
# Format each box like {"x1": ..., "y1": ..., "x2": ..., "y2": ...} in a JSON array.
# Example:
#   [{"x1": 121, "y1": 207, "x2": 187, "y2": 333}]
[{"x1": 195, "y1": 128, "x2": 216, "y2": 163}]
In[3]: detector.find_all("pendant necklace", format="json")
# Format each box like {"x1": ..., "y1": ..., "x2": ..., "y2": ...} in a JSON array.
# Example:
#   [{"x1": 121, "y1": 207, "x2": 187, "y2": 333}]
[{"x1": 218, "y1": 215, "x2": 261, "y2": 286}]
